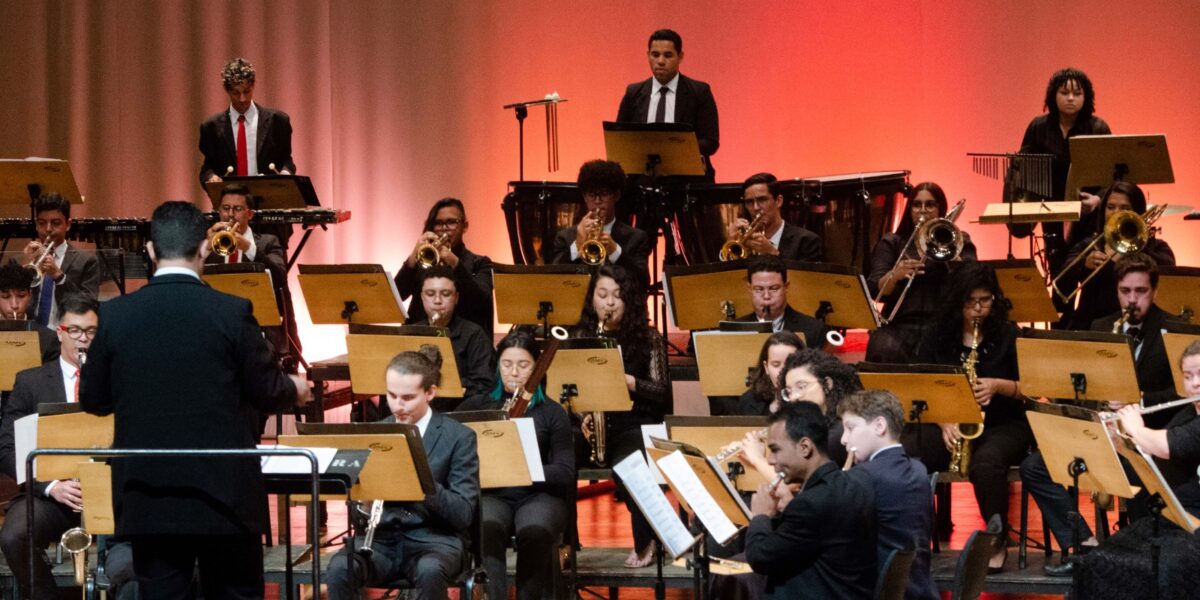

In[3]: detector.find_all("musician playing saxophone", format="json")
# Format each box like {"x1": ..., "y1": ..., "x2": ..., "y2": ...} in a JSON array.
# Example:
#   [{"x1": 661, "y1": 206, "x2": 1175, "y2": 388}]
[
  {"x1": 915, "y1": 262, "x2": 1028, "y2": 573},
  {"x1": 550, "y1": 160, "x2": 650, "y2": 288},
  {"x1": 456, "y1": 331, "x2": 574, "y2": 600},
  {"x1": 726, "y1": 172, "x2": 822, "y2": 262}
]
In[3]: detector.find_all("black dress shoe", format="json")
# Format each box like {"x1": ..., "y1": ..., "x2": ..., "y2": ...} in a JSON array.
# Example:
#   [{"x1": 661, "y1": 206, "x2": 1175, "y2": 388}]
[{"x1": 1044, "y1": 559, "x2": 1075, "y2": 577}]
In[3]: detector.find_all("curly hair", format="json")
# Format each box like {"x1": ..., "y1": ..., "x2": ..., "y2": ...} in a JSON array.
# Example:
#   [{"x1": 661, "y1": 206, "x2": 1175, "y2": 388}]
[
  {"x1": 574, "y1": 265, "x2": 655, "y2": 368},
  {"x1": 777, "y1": 348, "x2": 862, "y2": 418},
  {"x1": 926, "y1": 262, "x2": 1011, "y2": 354},
  {"x1": 1043, "y1": 67, "x2": 1095, "y2": 122},
  {"x1": 221, "y1": 58, "x2": 256, "y2": 89}
]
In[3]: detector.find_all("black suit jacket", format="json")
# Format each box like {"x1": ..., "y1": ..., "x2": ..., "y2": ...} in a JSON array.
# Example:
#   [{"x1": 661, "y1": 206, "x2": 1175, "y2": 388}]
[
  {"x1": 852, "y1": 446, "x2": 938, "y2": 600},
  {"x1": 30, "y1": 245, "x2": 103, "y2": 323},
  {"x1": 0, "y1": 361, "x2": 68, "y2": 496},
  {"x1": 550, "y1": 220, "x2": 651, "y2": 288},
  {"x1": 746, "y1": 462, "x2": 878, "y2": 599},
  {"x1": 737, "y1": 305, "x2": 829, "y2": 350},
  {"x1": 777, "y1": 221, "x2": 824, "y2": 263},
  {"x1": 395, "y1": 245, "x2": 495, "y2": 339},
  {"x1": 80, "y1": 274, "x2": 297, "y2": 536},
  {"x1": 377, "y1": 412, "x2": 479, "y2": 550},
  {"x1": 203, "y1": 231, "x2": 288, "y2": 299},
  {"x1": 197, "y1": 104, "x2": 295, "y2": 186},
  {"x1": 617, "y1": 74, "x2": 720, "y2": 160},
  {"x1": 1091, "y1": 304, "x2": 1184, "y2": 428}
]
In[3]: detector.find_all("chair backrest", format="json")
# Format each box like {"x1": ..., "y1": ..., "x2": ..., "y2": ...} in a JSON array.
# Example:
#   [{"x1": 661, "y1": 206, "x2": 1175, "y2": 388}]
[
  {"x1": 874, "y1": 547, "x2": 916, "y2": 600},
  {"x1": 950, "y1": 516, "x2": 1003, "y2": 600}
]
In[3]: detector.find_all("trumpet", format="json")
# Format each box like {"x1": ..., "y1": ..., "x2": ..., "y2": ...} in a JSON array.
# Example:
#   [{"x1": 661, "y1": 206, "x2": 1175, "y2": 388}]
[
  {"x1": 210, "y1": 219, "x2": 240, "y2": 257},
  {"x1": 1112, "y1": 303, "x2": 1136, "y2": 334},
  {"x1": 720, "y1": 210, "x2": 765, "y2": 262},
  {"x1": 1051, "y1": 205, "x2": 1165, "y2": 303},
  {"x1": 579, "y1": 208, "x2": 607, "y2": 266},
  {"x1": 877, "y1": 199, "x2": 966, "y2": 324},
  {"x1": 949, "y1": 318, "x2": 985, "y2": 478},
  {"x1": 28, "y1": 236, "x2": 56, "y2": 277},
  {"x1": 415, "y1": 233, "x2": 450, "y2": 269},
  {"x1": 60, "y1": 526, "x2": 92, "y2": 588}
]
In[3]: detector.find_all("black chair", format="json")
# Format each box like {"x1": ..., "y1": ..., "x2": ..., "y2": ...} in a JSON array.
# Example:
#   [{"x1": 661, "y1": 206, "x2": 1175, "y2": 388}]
[
  {"x1": 949, "y1": 515, "x2": 1003, "y2": 600},
  {"x1": 874, "y1": 547, "x2": 916, "y2": 600}
]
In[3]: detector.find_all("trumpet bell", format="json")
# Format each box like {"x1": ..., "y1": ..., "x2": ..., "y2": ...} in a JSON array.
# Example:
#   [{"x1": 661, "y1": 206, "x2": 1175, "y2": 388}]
[
  {"x1": 210, "y1": 229, "x2": 239, "y2": 256},
  {"x1": 718, "y1": 240, "x2": 748, "y2": 262},
  {"x1": 415, "y1": 243, "x2": 441, "y2": 268},
  {"x1": 580, "y1": 239, "x2": 607, "y2": 266}
]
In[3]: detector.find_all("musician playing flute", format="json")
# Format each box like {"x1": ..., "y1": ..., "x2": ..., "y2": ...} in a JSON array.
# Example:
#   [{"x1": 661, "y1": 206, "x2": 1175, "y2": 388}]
[
  {"x1": 22, "y1": 192, "x2": 102, "y2": 328},
  {"x1": 725, "y1": 172, "x2": 822, "y2": 262}
]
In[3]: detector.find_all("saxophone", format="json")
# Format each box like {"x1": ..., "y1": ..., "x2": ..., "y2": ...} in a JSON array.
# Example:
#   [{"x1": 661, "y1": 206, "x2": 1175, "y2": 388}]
[
  {"x1": 949, "y1": 318, "x2": 985, "y2": 477},
  {"x1": 586, "y1": 312, "x2": 611, "y2": 466}
]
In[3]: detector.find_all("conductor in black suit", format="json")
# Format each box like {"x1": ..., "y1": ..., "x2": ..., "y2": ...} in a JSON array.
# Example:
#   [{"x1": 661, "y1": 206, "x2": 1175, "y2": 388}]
[
  {"x1": 840, "y1": 390, "x2": 938, "y2": 600},
  {"x1": 737, "y1": 255, "x2": 829, "y2": 349},
  {"x1": 324, "y1": 350, "x2": 480, "y2": 600},
  {"x1": 550, "y1": 160, "x2": 651, "y2": 288},
  {"x1": 616, "y1": 29, "x2": 719, "y2": 174},
  {"x1": 729, "y1": 173, "x2": 823, "y2": 263},
  {"x1": 80, "y1": 201, "x2": 311, "y2": 599}
]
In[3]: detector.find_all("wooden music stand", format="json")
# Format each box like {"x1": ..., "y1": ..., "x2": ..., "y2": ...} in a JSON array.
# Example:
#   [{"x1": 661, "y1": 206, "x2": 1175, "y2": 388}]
[
  {"x1": 1163, "y1": 324, "x2": 1200, "y2": 397},
  {"x1": 666, "y1": 416, "x2": 769, "y2": 493},
  {"x1": 297, "y1": 264, "x2": 406, "y2": 324},
  {"x1": 1016, "y1": 328, "x2": 1140, "y2": 403},
  {"x1": 546, "y1": 346, "x2": 631, "y2": 412},
  {"x1": 1066, "y1": 134, "x2": 1175, "y2": 196},
  {"x1": 204, "y1": 174, "x2": 320, "y2": 210},
  {"x1": 78, "y1": 461, "x2": 115, "y2": 535},
  {"x1": 1113, "y1": 435, "x2": 1199, "y2": 533},
  {"x1": 1026, "y1": 404, "x2": 1137, "y2": 497},
  {"x1": 0, "y1": 323, "x2": 41, "y2": 392},
  {"x1": 648, "y1": 438, "x2": 752, "y2": 546},
  {"x1": 0, "y1": 158, "x2": 84, "y2": 208},
  {"x1": 663, "y1": 261, "x2": 750, "y2": 331},
  {"x1": 978, "y1": 201, "x2": 1081, "y2": 225},
  {"x1": 856, "y1": 363, "x2": 983, "y2": 425},
  {"x1": 492, "y1": 264, "x2": 592, "y2": 327},
  {"x1": 983, "y1": 259, "x2": 1059, "y2": 324},
  {"x1": 17, "y1": 405, "x2": 113, "y2": 484},
  {"x1": 1156, "y1": 266, "x2": 1200, "y2": 324},
  {"x1": 202, "y1": 263, "x2": 282, "y2": 327},
  {"x1": 784, "y1": 261, "x2": 880, "y2": 331},
  {"x1": 345, "y1": 325, "x2": 463, "y2": 397},
  {"x1": 457, "y1": 419, "x2": 538, "y2": 489},
  {"x1": 692, "y1": 332, "x2": 769, "y2": 397},
  {"x1": 602, "y1": 122, "x2": 706, "y2": 177},
  {"x1": 285, "y1": 422, "x2": 434, "y2": 501},
  {"x1": 611, "y1": 452, "x2": 699, "y2": 560}
]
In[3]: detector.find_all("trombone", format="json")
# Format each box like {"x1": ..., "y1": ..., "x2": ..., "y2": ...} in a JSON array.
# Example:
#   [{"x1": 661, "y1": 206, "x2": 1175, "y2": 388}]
[
  {"x1": 579, "y1": 208, "x2": 607, "y2": 266},
  {"x1": 720, "y1": 210, "x2": 765, "y2": 262},
  {"x1": 415, "y1": 233, "x2": 450, "y2": 269},
  {"x1": 877, "y1": 199, "x2": 967, "y2": 324},
  {"x1": 1050, "y1": 205, "x2": 1166, "y2": 304}
]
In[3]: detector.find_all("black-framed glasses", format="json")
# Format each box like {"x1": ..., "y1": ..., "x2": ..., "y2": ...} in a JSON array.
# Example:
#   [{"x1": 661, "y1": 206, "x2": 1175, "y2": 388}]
[
  {"x1": 432, "y1": 218, "x2": 463, "y2": 228},
  {"x1": 964, "y1": 295, "x2": 995, "y2": 308},
  {"x1": 218, "y1": 205, "x2": 248, "y2": 213},
  {"x1": 58, "y1": 325, "x2": 98, "y2": 340}
]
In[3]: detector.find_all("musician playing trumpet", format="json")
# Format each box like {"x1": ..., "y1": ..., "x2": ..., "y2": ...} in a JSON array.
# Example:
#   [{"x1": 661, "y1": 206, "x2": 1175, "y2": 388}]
[
  {"x1": 550, "y1": 160, "x2": 650, "y2": 288},
  {"x1": 22, "y1": 192, "x2": 102, "y2": 328},
  {"x1": 726, "y1": 172, "x2": 822, "y2": 262}
]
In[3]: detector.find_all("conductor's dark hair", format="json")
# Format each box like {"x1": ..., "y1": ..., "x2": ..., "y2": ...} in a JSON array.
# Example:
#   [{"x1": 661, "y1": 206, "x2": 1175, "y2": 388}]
[
  {"x1": 0, "y1": 261, "x2": 35, "y2": 291},
  {"x1": 422, "y1": 198, "x2": 467, "y2": 234},
  {"x1": 648, "y1": 29, "x2": 683, "y2": 53},
  {"x1": 34, "y1": 192, "x2": 71, "y2": 219},
  {"x1": 150, "y1": 201, "x2": 207, "y2": 261},
  {"x1": 221, "y1": 58, "x2": 256, "y2": 89},
  {"x1": 895, "y1": 181, "x2": 948, "y2": 239},
  {"x1": 1113, "y1": 253, "x2": 1159, "y2": 289},
  {"x1": 741, "y1": 172, "x2": 781, "y2": 198},
  {"x1": 1044, "y1": 68, "x2": 1096, "y2": 122},
  {"x1": 577, "y1": 160, "x2": 626, "y2": 196},
  {"x1": 218, "y1": 183, "x2": 258, "y2": 208},
  {"x1": 419, "y1": 265, "x2": 457, "y2": 289},
  {"x1": 387, "y1": 349, "x2": 441, "y2": 390},
  {"x1": 60, "y1": 296, "x2": 99, "y2": 318},
  {"x1": 747, "y1": 254, "x2": 787, "y2": 283},
  {"x1": 838, "y1": 389, "x2": 905, "y2": 439},
  {"x1": 768, "y1": 400, "x2": 829, "y2": 455}
]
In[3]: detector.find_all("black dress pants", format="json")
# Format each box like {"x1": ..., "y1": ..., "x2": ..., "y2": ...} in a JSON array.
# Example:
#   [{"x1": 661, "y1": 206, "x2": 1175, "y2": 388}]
[{"x1": 130, "y1": 534, "x2": 263, "y2": 600}]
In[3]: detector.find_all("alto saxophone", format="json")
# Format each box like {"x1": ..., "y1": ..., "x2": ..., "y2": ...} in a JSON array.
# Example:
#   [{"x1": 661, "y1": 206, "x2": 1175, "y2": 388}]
[
  {"x1": 587, "y1": 312, "x2": 611, "y2": 465},
  {"x1": 949, "y1": 317, "x2": 985, "y2": 477}
]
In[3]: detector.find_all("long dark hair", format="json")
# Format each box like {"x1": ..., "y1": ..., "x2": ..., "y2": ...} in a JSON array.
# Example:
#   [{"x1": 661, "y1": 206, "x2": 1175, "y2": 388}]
[
  {"x1": 1043, "y1": 67, "x2": 1096, "y2": 123},
  {"x1": 895, "y1": 181, "x2": 948, "y2": 239},
  {"x1": 927, "y1": 262, "x2": 1011, "y2": 354},
  {"x1": 575, "y1": 265, "x2": 655, "y2": 367},
  {"x1": 749, "y1": 331, "x2": 805, "y2": 404},
  {"x1": 421, "y1": 197, "x2": 467, "y2": 249},
  {"x1": 777, "y1": 348, "x2": 862, "y2": 419},
  {"x1": 1093, "y1": 181, "x2": 1148, "y2": 235},
  {"x1": 488, "y1": 330, "x2": 548, "y2": 407}
]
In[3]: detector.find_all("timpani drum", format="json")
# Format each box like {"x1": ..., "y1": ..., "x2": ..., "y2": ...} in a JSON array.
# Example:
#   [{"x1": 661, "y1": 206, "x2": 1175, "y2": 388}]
[{"x1": 502, "y1": 181, "x2": 584, "y2": 265}]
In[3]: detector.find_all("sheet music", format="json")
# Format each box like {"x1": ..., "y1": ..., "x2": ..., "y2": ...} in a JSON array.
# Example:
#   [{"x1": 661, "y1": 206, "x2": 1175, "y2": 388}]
[
  {"x1": 513, "y1": 418, "x2": 545, "y2": 482},
  {"x1": 641, "y1": 423, "x2": 668, "y2": 485},
  {"x1": 710, "y1": 455, "x2": 753, "y2": 520},
  {"x1": 657, "y1": 450, "x2": 739, "y2": 545},
  {"x1": 612, "y1": 452, "x2": 697, "y2": 559},
  {"x1": 384, "y1": 270, "x2": 407, "y2": 321},
  {"x1": 14, "y1": 414, "x2": 37, "y2": 484},
  {"x1": 258, "y1": 444, "x2": 338, "y2": 474}
]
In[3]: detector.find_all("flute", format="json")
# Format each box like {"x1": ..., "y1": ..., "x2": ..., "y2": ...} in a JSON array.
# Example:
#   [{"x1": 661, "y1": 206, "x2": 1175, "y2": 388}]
[{"x1": 1101, "y1": 395, "x2": 1200, "y2": 423}]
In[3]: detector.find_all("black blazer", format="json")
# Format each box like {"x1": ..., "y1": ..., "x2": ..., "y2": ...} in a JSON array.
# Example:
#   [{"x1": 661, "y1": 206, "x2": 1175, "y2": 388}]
[
  {"x1": 197, "y1": 104, "x2": 295, "y2": 186},
  {"x1": 395, "y1": 245, "x2": 495, "y2": 339},
  {"x1": 550, "y1": 220, "x2": 651, "y2": 289},
  {"x1": 852, "y1": 446, "x2": 938, "y2": 600},
  {"x1": 617, "y1": 74, "x2": 720, "y2": 160},
  {"x1": 0, "y1": 361, "x2": 68, "y2": 495},
  {"x1": 377, "y1": 412, "x2": 479, "y2": 550},
  {"x1": 204, "y1": 231, "x2": 288, "y2": 298},
  {"x1": 80, "y1": 274, "x2": 297, "y2": 536},
  {"x1": 777, "y1": 222, "x2": 824, "y2": 263},
  {"x1": 411, "y1": 316, "x2": 496, "y2": 399},
  {"x1": 1090, "y1": 304, "x2": 1184, "y2": 428},
  {"x1": 745, "y1": 462, "x2": 878, "y2": 599},
  {"x1": 29, "y1": 244, "x2": 103, "y2": 322},
  {"x1": 737, "y1": 305, "x2": 829, "y2": 350},
  {"x1": 1060, "y1": 238, "x2": 1175, "y2": 330}
]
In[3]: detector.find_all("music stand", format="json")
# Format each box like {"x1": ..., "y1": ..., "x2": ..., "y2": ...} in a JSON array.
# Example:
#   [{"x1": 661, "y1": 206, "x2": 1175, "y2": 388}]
[
  {"x1": 204, "y1": 174, "x2": 319, "y2": 210},
  {"x1": 1066, "y1": 134, "x2": 1175, "y2": 196},
  {"x1": 663, "y1": 261, "x2": 750, "y2": 331},
  {"x1": 297, "y1": 264, "x2": 406, "y2": 325},
  {"x1": 1163, "y1": 324, "x2": 1200, "y2": 397},
  {"x1": 784, "y1": 260, "x2": 880, "y2": 331},
  {"x1": 1016, "y1": 328, "x2": 1140, "y2": 403},
  {"x1": 202, "y1": 263, "x2": 282, "y2": 327},
  {"x1": 983, "y1": 259, "x2": 1059, "y2": 324},
  {"x1": 285, "y1": 422, "x2": 434, "y2": 501},
  {"x1": 457, "y1": 419, "x2": 539, "y2": 489},
  {"x1": 546, "y1": 345, "x2": 631, "y2": 413},
  {"x1": 0, "y1": 159, "x2": 84, "y2": 213},
  {"x1": 978, "y1": 201, "x2": 1081, "y2": 225},
  {"x1": 0, "y1": 322, "x2": 41, "y2": 392},
  {"x1": 1156, "y1": 266, "x2": 1200, "y2": 323},
  {"x1": 24, "y1": 406, "x2": 113, "y2": 484},
  {"x1": 648, "y1": 438, "x2": 752, "y2": 542},
  {"x1": 666, "y1": 416, "x2": 769, "y2": 493},
  {"x1": 611, "y1": 452, "x2": 700, "y2": 561},
  {"x1": 345, "y1": 324, "x2": 463, "y2": 398},
  {"x1": 692, "y1": 332, "x2": 769, "y2": 397},
  {"x1": 856, "y1": 363, "x2": 983, "y2": 426},
  {"x1": 602, "y1": 122, "x2": 706, "y2": 178},
  {"x1": 492, "y1": 264, "x2": 592, "y2": 332},
  {"x1": 78, "y1": 461, "x2": 115, "y2": 535}
]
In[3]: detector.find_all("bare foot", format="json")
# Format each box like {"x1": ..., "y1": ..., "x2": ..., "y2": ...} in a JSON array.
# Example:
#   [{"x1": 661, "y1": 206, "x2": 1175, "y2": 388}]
[
  {"x1": 624, "y1": 541, "x2": 656, "y2": 568},
  {"x1": 988, "y1": 545, "x2": 1007, "y2": 571}
]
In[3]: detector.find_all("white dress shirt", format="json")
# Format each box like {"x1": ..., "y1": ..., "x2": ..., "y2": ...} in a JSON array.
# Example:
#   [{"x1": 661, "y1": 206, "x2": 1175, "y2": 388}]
[
  {"x1": 415, "y1": 408, "x2": 433, "y2": 438},
  {"x1": 227, "y1": 225, "x2": 258, "y2": 262},
  {"x1": 154, "y1": 266, "x2": 201, "y2": 280},
  {"x1": 646, "y1": 74, "x2": 679, "y2": 123},
  {"x1": 59, "y1": 355, "x2": 79, "y2": 404},
  {"x1": 228, "y1": 102, "x2": 260, "y2": 176},
  {"x1": 569, "y1": 219, "x2": 624, "y2": 263}
]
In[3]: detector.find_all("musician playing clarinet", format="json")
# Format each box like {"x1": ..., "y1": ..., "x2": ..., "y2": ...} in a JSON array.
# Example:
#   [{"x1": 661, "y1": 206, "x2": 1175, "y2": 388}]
[{"x1": 736, "y1": 255, "x2": 828, "y2": 348}]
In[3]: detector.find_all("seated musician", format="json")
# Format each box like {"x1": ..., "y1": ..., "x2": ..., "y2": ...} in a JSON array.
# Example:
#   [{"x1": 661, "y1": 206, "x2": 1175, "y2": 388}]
[
  {"x1": 570, "y1": 264, "x2": 669, "y2": 568},
  {"x1": 394, "y1": 198, "x2": 495, "y2": 338},
  {"x1": 325, "y1": 349, "x2": 480, "y2": 600},
  {"x1": 204, "y1": 183, "x2": 299, "y2": 366},
  {"x1": 710, "y1": 331, "x2": 803, "y2": 417},
  {"x1": 411, "y1": 265, "x2": 495, "y2": 407},
  {"x1": 457, "y1": 331, "x2": 574, "y2": 600},
  {"x1": 727, "y1": 172, "x2": 822, "y2": 262},
  {"x1": 839, "y1": 389, "x2": 938, "y2": 600},
  {"x1": 1022, "y1": 253, "x2": 1186, "y2": 576},
  {"x1": 0, "y1": 261, "x2": 60, "y2": 362},
  {"x1": 0, "y1": 297, "x2": 133, "y2": 599},
  {"x1": 23, "y1": 192, "x2": 102, "y2": 328},
  {"x1": 866, "y1": 182, "x2": 976, "y2": 363},
  {"x1": 737, "y1": 255, "x2": 828, "y2": 347},
  {"x1": 745, "y1": 401, "x2": 878, "y2": 598},
  {"x1": 915, "y1": 262, "x2": 1029, "y2": 573},
  {"x1": 1057, "y1": 181, "x2": 1175, "y2": 330},
  {"x1": 550, "y1": 160, "x2": 650, "y2": 289}
]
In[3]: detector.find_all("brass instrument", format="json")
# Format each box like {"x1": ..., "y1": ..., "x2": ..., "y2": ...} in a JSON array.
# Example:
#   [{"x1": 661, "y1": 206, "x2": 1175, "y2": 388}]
[
  {"x1": 415, "y1": 233, "x2": 450, "y2": 269},
  {"x1": 1112, "y1": 303, "x2": 1136, "y2": 334},
  {"x1": 949, "y1": 318, "x2": 985, "y2": 478},
  {"x1": 719, "y1": 210, "x2": 766, "y2": 262},
  {"x1": 29, "y1": 236, "x2": 56, "y2": 277},
  {"x1": 60, "y1": 526, "x2": 92, "y2": 589},
  {"x1": 585, "y1": 312, "x2": 612, "y2": 465},
  {"x1": 1051, "y1": 205, "x2": 1165, "y2": 303},
  {"x1": 210, "y1": 219, "x2": 240, "y2": 257},
  {"x1": 883, "y1": 199, "x2": 966, "y2": 324},
  {"x1": 579, "y1": 208, "x2": 608, "y2": 266}
]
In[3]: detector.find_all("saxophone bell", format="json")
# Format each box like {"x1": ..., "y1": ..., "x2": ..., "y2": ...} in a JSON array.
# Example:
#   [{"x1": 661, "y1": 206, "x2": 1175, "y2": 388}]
[{"x1": 60, "y1": 526, "x2": 92, "y2": 587}]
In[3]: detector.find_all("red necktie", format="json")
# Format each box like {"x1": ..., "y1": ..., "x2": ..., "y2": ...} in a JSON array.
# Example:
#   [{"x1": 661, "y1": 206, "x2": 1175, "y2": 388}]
[
  {"x1": 236, "y1": 114, "x2": 248, "y2": 176},
  {"x1": 72, "y1": 369, "x2": 79, "y2": 403},
  {"x1": 228, "y1": 249, "x2": 240, "y2": 264}
]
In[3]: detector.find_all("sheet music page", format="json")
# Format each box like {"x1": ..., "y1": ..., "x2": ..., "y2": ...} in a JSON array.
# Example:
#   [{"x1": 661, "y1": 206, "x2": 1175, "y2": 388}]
[
  {"x1": 513, "y1": 418, "x2": 545, "y2": 482},
  {"x1": 613, "y1": 452, "x2": 696, "y2": 559},
  {"x1": 709, "y1": 456, "x2": 753, "y2": 520},
  {"x1": 384, "y1": 270, "x2": 407, "y2": 320},
  {"x1": 641, "y1": 423, "x2": 668, "y2": 485},
  {"x1": 14, "y1": 413, "x2": 37, "y2": 485},
  {"x1": 657, "y1": 450, "x2": 738, "y2": 545},
  {"x1": 258, "y1": 444, "x2": 338, "y2": 474}
]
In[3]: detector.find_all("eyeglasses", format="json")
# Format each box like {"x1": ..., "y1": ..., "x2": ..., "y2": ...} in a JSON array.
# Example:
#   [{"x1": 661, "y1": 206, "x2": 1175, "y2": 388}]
[
  {"x1": 582, "y1": 190, "x2": 617, "y2": 201},
  {"x1": 964, "y1": 295, "x2": 995, "y2": 308},
  {"x1": 58, "y1": 325, "x2": 98, "y2": 340},
  {"x1": 431, "y1": 218, "x2": 463, "y2": 229},
  {"x1": 218, "y1": 205, "x2": 248, "y2": 213},
  {"x1": 750, "y1": 285, "x2": 784, "y2": 296},
  {"x1": 780, "y1": 379, "x2": 820, "y2": 402},
  {"x1": 743, "y1": 194, "x2": 774, "y2": 206}
]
